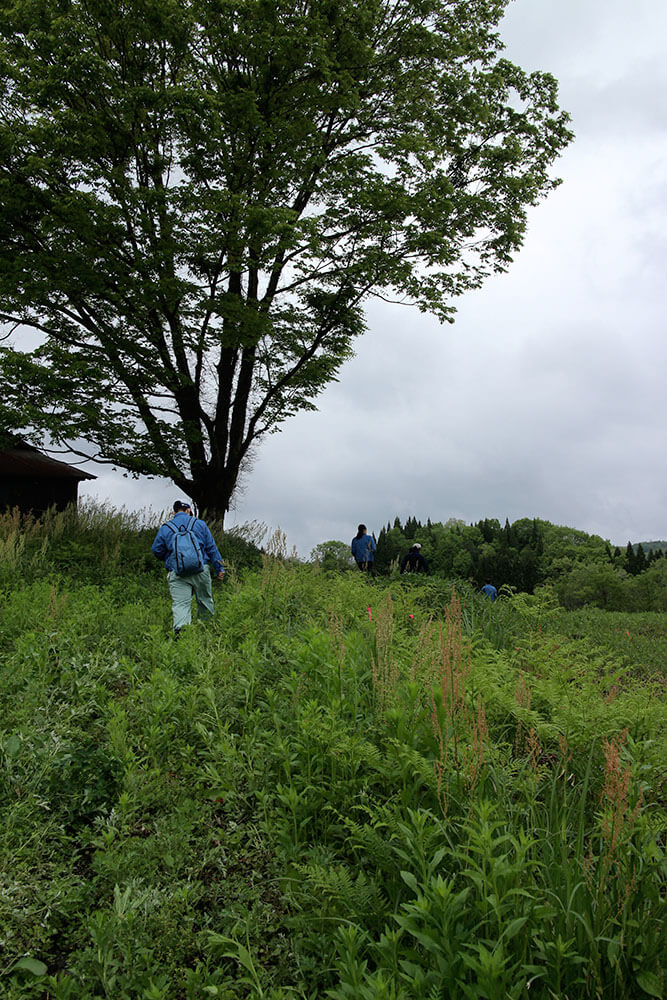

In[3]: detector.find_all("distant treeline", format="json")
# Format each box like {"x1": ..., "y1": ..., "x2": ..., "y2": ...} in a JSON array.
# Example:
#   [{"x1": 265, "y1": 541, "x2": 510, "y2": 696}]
[
  {"x1": 633, "y1": 540, "x2": 667, "y2": 555},
  {"x1": 373, "y1": 516, "x2": 667, "y2": 611}
]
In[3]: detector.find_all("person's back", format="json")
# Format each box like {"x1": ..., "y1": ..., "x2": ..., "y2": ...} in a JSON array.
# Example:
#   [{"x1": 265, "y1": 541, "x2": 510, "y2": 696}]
[
  {"x1": 153, "y1": 509, "x2": 223, "y2": 573},
  {"x1": 481, "y1": 582, "x2": 498, "y2": 601},
  {"x1": 351, "y1": 524, "x2": 376, "y2": 570},
  {"x1": 400, "y1": 544, "x2": 428, "y2": 574},
  {"x1": 152, "y1": 500, "x2": 225, "y2": 637}
]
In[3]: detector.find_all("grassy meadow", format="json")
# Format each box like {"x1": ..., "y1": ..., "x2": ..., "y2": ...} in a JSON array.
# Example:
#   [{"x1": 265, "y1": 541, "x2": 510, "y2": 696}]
[{"x1": 0, "y1": 506, "x2": 665, "y2": 999}]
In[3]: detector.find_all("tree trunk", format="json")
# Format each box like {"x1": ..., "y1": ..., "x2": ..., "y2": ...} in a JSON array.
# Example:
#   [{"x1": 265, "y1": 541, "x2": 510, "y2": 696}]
[{"x1": 188, "y1": 464, "x2": 240, "y2": 525}]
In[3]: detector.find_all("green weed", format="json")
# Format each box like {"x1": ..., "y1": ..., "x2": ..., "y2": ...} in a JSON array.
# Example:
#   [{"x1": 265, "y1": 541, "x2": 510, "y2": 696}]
[{"x1": 0, "y1": 507, "x2": 664, "y2": 999}]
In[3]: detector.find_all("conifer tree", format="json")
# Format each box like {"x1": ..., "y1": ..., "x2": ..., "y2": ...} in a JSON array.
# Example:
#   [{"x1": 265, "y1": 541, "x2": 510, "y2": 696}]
[{"x1": 635, "y1": 543, "x2": 647, "y2": 574}]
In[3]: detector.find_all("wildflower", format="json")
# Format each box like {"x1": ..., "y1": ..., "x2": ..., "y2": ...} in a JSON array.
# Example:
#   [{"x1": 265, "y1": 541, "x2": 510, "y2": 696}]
[
  {"x1": 600, "y1": 730, "x2": 640, "y2": 856},
  {"x1": 604, "y1": 685, "x2": 619, "y2": 705},
  {"x1": 527, "y1": 726, "x2": 542, "y2": 773},
  {"x1": 514, "y1": 674, "x2": 532, "y2": 710}
]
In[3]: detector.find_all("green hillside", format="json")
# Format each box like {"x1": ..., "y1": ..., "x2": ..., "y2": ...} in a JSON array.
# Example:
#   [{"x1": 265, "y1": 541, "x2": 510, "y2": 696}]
[
  {"x1": 1, "y1": 506, "x2": 665, "y2": 999},
  {"x1": 635, "y1": 540, "x2": 667, "y2": 554},
  {"x1": 369, "y1": 516, "x2": 667, "y2": 611}
]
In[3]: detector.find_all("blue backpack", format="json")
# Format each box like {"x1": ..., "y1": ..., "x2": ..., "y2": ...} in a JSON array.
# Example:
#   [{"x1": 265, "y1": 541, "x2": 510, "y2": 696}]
[{"x1": 164, "y1": 516, "x2": 205, "y2": 576}]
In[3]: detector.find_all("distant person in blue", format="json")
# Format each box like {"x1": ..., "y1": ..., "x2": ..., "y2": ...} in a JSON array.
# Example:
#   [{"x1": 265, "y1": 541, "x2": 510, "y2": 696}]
[
  {"x1": 400, "y1": 543, "x2": 429, "y2": 574},
  {"x1": 481, "y1": 582, "x2": 498, "y2": 602},
  {"x1": 152, "y1": 500, "x2": 225, "y2": 638},
  {"x1": 351, "y1": 524, "x2": 376, "y2": 572}
]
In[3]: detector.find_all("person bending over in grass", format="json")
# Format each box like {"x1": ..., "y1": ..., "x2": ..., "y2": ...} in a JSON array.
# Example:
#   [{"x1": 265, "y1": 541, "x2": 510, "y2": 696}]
[
  {"x1": 400, "y1": 543, "x2": 429, "y2": 574},
  {"x1": 152, "y1": 500, "x2": 225, "y2": 639},
  {"x1": 351, "y1": 523, "x2": 376, "y2": 573}
]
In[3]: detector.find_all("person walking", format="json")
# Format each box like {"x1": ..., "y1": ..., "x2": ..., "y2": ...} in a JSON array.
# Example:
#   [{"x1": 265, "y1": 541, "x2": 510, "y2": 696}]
[
  {"x1": 351, "y1": 524, "x2": 376, "y2": 572},
  {"x1": 400, "y1": 542, "x2": 429, "y2": 574},
  {"x1": 152, "y1": 500, "x2": 225, "y2": 637},
  {"x1": 481, "y1": 581, "x2": 498, "y2": 602}
]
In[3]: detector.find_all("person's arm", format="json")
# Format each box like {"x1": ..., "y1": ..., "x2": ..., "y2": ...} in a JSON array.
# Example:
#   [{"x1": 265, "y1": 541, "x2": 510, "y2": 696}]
[
  {"x1": 151, "y1": 526, "x2": 169, "y2": 562},
  {"x1": 198, "y1": 521, "x2": 225, "y2": 577}
]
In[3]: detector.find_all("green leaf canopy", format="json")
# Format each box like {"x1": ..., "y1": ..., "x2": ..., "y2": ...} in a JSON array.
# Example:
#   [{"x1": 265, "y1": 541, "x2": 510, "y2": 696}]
[{"x1": 0, "y1": 0, "x2": 572, "y2": 514}]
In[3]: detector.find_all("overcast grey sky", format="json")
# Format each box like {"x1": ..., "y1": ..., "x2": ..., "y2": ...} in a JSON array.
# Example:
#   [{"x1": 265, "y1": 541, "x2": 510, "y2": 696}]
[{"x1": 81, "y1": 0, "x2": 667, "y2": 556}]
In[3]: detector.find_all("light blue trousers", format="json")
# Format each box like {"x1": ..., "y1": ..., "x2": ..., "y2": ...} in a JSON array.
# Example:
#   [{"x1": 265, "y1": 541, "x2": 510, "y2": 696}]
[{"x1": 167, "y1": 567, "x2": 214, "y2": 630}]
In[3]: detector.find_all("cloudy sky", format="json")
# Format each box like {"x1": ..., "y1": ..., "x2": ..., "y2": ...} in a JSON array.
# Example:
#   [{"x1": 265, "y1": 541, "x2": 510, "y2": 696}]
[{"x1": 81, "y1": 0, "x2": 667, "y2": 557}]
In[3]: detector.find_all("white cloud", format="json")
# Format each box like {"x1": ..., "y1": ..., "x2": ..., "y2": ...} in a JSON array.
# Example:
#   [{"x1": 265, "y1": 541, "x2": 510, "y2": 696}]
[{"x1": 81, "y1": 0, "x2": 667, "y2": 557}]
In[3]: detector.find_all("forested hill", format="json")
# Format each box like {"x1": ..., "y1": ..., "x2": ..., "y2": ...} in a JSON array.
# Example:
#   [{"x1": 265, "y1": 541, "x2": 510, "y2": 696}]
[
  {"x1": 636, "y1": 540, "x2": 667, "y2": 554},
  {"x1": 374, "y1": 516, "x2": 666, "y2": 610}
]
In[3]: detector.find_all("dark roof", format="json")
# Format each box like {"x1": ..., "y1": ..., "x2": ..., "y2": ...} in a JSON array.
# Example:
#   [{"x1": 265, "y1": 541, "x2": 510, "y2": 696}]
[{"x1": 0, "y1": 440, "x2": 96, "y2": 480}]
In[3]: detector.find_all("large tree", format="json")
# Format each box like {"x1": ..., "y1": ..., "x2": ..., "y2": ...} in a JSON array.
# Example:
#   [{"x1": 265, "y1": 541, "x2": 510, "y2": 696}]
[{"x1": 0, "y1": 0, "x2": 571, "y2": 516}]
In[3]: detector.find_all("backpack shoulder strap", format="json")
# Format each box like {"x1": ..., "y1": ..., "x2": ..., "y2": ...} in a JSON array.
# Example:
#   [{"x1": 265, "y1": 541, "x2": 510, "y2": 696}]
[{"x1": 163, "y1": 520, "x2": 178, "y2": 535}]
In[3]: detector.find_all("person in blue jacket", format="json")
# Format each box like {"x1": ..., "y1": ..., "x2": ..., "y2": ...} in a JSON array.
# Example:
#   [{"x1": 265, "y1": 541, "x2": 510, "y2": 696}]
[
  {"x1": 152, "y1": 500, "x2": 225, "y2": 637},
  {"x1": 351, "y1": 524, "x2": 376, "y2": 571},
  {"x1": 481, "y1": 581, "x2": 498, "y2": 602}
]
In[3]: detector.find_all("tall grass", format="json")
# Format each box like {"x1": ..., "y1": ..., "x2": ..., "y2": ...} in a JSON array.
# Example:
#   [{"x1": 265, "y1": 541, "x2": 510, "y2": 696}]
[{"x1": 0, "y1": 507, "x2": 664, "y2": 999}]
